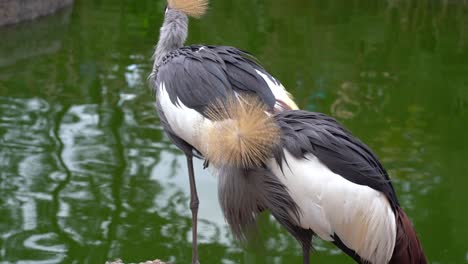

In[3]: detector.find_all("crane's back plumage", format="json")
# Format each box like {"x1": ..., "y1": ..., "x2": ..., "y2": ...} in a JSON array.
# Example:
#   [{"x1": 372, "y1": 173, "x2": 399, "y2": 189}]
[
  {"x1": 272, "y1": 110, "x2": 399, "y2": 210},
  {"x1": 153, "y1": 46, "x2": 285, "y2": 113}
]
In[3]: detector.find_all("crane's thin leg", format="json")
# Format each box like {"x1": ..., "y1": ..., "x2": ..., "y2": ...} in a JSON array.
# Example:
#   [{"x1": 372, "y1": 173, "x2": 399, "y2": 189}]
[
  {"x1": 300, "y1": 230, "x2": 313, "y2": 264},
  {"x1": 302, "y1": 239, "x2": 311, "y2": 264},
  {"x1": 187, "y1": 155, "x2": 200, "y2": 264}
]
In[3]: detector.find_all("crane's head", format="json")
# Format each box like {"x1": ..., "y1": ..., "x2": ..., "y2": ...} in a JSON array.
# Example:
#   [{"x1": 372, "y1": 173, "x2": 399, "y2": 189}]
[{"x1": 166, "y1": 0, "x2": 208, "y2": 18}]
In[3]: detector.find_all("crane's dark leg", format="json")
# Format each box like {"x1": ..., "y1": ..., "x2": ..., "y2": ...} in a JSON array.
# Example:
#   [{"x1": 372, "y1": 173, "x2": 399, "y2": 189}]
[
  {"x1": 302, "y1": 242, "x2": 310, "y2": 264},
  {"x1": 294, "y1": 228, "x2": 313, "y2": 264},
  {"x1": 302, "y1": 238, "x2": 311, "y2": 264},
  {"x1": 187, "y1": 155, "x2": 200, "y2": 264}
]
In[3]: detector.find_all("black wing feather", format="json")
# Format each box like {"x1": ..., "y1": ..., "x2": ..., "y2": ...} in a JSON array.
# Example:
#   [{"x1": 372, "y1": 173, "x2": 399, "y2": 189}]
[
  {"x1": 273, "y1": 110, "x2": 400, "y2": 210},
  {"x1": 154, "y1": 45, "x2": 277, "y2": 116}
]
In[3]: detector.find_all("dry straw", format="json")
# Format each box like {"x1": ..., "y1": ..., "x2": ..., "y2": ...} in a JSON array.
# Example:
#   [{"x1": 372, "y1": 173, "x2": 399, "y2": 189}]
[
  {"x1": 167, "y1": 0, "x2": 208, "y2": 18},
  {"x1": 204, "y1": 95, "x2": 280, "y2": 168}
]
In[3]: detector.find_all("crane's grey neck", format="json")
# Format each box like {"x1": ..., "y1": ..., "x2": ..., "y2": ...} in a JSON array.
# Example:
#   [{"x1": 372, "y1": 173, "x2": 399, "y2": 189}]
[{"x1": 153, "y1": 8, "x2": 188, "y2": 67}]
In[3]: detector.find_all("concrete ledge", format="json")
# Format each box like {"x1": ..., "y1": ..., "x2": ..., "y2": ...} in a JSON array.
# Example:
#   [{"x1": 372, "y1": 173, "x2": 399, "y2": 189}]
[{"x1": 0, "y1": 0, "x2": 74, "y2": 26}]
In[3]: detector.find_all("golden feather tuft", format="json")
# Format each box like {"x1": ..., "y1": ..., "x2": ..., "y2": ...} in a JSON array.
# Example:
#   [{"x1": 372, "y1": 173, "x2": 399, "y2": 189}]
[
  {"x1": 167, "y1": 0, "x2": 208, "y2": 18},
  {"x1": 203, "y1": 96, "x2": 280, "y2": 168}
]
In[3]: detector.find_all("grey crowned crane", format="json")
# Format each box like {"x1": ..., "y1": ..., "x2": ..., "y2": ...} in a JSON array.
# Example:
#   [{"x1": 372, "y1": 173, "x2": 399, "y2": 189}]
[
  {"x1": 149, "y1": 0, "x2": 297, "y2": 263},
  {"x1": 204, "y1": 100, "x2": 428, "y2": 263}
]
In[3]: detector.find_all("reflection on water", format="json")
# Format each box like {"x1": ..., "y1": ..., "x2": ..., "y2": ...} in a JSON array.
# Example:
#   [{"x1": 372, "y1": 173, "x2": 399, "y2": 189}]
[
  {"x1": 0, "y1": 0, "x2": 467, "y2": 263},
  {"x1": 0, "y1": 7, "x2": 72, "y2": 68}
]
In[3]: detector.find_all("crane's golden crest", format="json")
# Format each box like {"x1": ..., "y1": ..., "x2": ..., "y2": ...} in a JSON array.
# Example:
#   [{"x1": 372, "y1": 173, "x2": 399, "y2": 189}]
[
  {"x1": 168, "y1": 0, "x2": 208, "y2": 18},
  {"x1": 204, "y1": 95, "x2": 280, "y2": 168}
]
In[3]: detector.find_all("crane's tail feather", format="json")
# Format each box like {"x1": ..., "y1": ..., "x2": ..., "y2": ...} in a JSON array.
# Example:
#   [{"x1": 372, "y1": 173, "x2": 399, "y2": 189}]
[
  {"x1": 168, "y1": 0, "x2": 208, "y2": 18},
  {"x1": 389, "y1": 208, "x2": 427, "y2": 264},
  {"x1": 203, "y1": 96, "x2": 280, "y2": 168}
]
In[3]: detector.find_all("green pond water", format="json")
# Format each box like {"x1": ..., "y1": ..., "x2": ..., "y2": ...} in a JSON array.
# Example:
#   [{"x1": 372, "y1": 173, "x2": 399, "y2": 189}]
[{"x1": 1, "y1": 0, "x2": 467, "y2": 263}]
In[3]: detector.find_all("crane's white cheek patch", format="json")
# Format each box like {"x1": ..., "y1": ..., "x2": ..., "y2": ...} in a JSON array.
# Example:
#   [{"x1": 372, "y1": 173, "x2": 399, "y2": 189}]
[
  {"x1": 267, "y1": 151, "x2": 396, "y2": 264},
  {"x1": 255, "y1": 70, "x2": 298, "y2": 110},
  {"x1": 157, "y1": 83, "x2": 206, "y2": 150}
]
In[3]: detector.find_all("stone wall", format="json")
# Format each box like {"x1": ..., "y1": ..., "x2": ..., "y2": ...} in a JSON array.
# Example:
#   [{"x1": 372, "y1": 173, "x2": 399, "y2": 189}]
[{"x1": 0, "y1": 0, "x2": 73, "y2": 26}]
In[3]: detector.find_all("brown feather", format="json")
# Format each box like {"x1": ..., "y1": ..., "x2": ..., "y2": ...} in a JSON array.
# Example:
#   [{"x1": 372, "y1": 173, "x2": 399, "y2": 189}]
[
  {"x1": 204, "y1": 96, "x2": 280, "y2": 168},
  {"x1": 167, "y1": 0, "x2": 208, "y2": 18},
  {"x1": 390, "y1": 208, "x2": 427, "y2": 264}
]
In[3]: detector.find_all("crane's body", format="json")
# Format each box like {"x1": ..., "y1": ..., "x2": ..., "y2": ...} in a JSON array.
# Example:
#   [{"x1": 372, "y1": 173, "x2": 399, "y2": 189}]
[
  {"x1": 150, "y1": 2, "x2": 296, "y2": 263},
  {"x1": 214, "y1": 110, "x2": 427, "y2": 264},
  {"x1": 267, "y1": 152, "x2": 396, "y2": 263},
  {"x1": 270, "y1": 111, "x2": 426, "y2": 263}
]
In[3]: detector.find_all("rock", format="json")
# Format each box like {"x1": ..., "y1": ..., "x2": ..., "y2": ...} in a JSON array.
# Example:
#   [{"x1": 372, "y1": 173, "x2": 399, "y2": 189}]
[{"x1": 0, "y1": 0, "x2": 74, "y2": 26}]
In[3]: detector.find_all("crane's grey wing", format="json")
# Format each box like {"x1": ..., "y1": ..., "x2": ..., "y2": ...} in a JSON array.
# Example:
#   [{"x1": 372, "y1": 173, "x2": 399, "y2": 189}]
[
  {"x1": 273, "y1": 110, "x2": 399, "y2": 210},
  {"x1": 217, "y1": 166, "x2": 301, "y2": 242},
  {"x1": 154, "y1": 46, "x2": 277, "y2": 116},
  {"x1": 210, "y1": 46, "x2": 278, "y2": 107}
]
